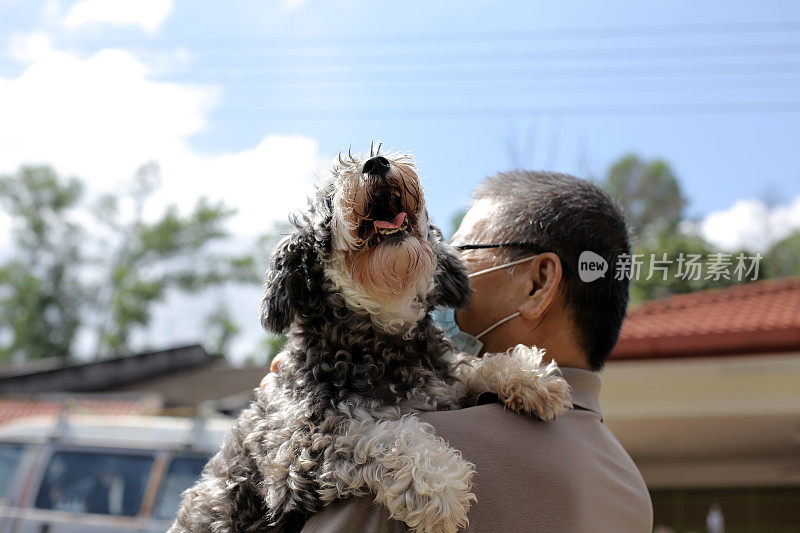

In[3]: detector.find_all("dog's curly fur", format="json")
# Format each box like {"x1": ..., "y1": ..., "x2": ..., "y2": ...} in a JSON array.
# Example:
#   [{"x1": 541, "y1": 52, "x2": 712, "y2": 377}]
[{"x1": 170, "y1": 146, "x2": 572, "y2": 533}]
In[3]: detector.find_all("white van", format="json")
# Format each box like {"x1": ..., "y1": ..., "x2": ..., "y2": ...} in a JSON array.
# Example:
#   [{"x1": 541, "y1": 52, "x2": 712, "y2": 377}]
[{"x1": 0, "y1": 414, "x2": 230, "y2": 533}]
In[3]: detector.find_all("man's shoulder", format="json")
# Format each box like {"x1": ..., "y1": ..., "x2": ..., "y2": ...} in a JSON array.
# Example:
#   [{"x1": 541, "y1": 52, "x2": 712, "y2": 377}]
[
  {"x1": 416, "y1": 403, "x2": 652, "y2": 531},
  {"x1": 301, "y1": 404, "x2": 652, "y2": 532},
  {"x1": 417, "y1": 400, "x2": 604, "y2": 456},
  {"x1": 302, "y1": 496, "x2": 406, "y2": 533}
]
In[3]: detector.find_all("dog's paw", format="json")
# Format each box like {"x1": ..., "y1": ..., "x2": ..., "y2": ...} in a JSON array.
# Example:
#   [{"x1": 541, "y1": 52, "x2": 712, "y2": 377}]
[
  {"x1": 495, "y1": 345, "x2": 573, "y2": 420},
  {"x1": 376, "y1": 433, "x2": 476, "y2": 533},
  {"x1": 397, "y1": 462, "x2": 475, "y2": 533},
  {"x1": 404, "y1": 477, "x2": 474, "y2": 533}
]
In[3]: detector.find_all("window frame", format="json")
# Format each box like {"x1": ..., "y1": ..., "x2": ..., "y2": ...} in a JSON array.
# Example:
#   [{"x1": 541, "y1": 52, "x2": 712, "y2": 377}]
[
  {"x1": 151, "y1": 452, "x2": 211, "y2": 522},
  {"x1": 0, "y1": 441, "x2": 28, "y2": 502},
  {"x1": 30, "y1": 444, "x2": 158, "y2": 519}
]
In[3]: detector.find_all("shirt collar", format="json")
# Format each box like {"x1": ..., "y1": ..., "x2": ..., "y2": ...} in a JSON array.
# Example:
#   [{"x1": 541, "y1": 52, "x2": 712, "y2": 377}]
[{"x1": 559, "y1": 367, "x2": 602, "y2": 419}]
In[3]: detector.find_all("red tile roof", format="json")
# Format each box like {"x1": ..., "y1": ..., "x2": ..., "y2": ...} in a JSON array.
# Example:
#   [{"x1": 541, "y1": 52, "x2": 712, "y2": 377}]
[
  {"x1": 611, "y1": 276, "x2": 800, "y2": 360},
  {"x1": 0, "y1": 396, "x2": 160, "y2": 426}
]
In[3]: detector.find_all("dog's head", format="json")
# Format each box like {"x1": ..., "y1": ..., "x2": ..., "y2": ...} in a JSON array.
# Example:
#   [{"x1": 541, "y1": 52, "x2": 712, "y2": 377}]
[{"x1": 261, "y1": 144, "x2": 471, "y2": 335}]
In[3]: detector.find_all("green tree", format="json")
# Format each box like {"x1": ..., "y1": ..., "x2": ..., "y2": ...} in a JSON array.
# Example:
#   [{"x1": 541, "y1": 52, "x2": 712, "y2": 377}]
[
  {"x1": 449, "y1": 208, "x2": 468, "y2": 239},
  {"x1": 763, "y1": 230, "x2": 800, "y2": 277},
  {"x1": 89, "y1": 163, "x2": 260, "y2": 357},
  {"x1": 263, "y1": 333, "x2": 287, "y2": 366},
  {"x1": 0, "y1": 164, "x2": 264, "y2": 362},
  {"x1": 605, "y1": 154, "x2": 686, "y2": 242},
  {"x1": 204, "y1": 303, "x2": 241, "y2": 359},
  {"x1": 628, "y1": 231, "x2": 749, "y2": 304},
  {"x1": 0, "y1": 166, "x2": 84, "y2": 361},
  {"x1": 602, "y1": 154, "x2": 757, "y2": 303}
]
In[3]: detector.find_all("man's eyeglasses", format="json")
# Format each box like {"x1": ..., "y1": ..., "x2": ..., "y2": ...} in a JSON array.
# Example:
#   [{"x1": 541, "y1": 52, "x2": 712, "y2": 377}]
[{"x1": 453, "y1": 243, "x2": 574, "y2": 278}]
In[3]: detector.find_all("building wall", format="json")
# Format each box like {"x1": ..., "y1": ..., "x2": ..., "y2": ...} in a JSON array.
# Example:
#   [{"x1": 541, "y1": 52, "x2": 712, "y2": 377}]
[{"x1": 600, "y1": 352, "x2": 800, "y2": 531}]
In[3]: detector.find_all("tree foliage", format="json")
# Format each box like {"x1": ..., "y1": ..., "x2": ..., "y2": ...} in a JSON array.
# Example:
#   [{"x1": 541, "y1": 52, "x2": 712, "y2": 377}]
[
  {"x1": 602, "y1": 154, "x2": 763, "y2": 304},
  {"x1": 88, "y1": 164, "x2": 260, "y2": 356},
  {"x1": 204, "y1": 303, "x2": 241, "y2": 359},
  {"x1": 763, "y1": 230, "x2": 800, "y2": 278},
  {"x1": 604, "y1": 154, "x2": 686, "y2": 242},
  {"x1": 449, "y1": 208, "x2": 468, "y2": 239},
  {"x1": 0, "y1": 166, "x2": 84, "y2": 360},
  {"x1": 0, "y1": 164, "x2": 263, "y2": 362},
  {"x1": 627, "y1": 231, "x2": 750, "y2": 304}
]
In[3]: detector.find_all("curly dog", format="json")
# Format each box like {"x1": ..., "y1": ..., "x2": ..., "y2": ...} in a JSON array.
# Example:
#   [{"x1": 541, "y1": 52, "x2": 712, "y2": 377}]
[{"x1": 171, "y1": 145, "x2": 572, "y2": 533}]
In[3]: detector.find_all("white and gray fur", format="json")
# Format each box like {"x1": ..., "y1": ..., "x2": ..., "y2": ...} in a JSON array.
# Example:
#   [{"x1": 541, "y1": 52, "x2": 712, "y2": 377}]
[{"x1": 170, "y1": 146, "x2": 572, "y2": 533}]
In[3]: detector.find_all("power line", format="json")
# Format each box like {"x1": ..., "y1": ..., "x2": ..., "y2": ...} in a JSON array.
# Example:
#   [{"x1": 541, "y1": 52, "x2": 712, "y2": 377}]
[
  {"x1": 150, "y1": 61, "x2": 800, "y2": 82},
  {"x1": 214, "y1": 101, "x2": 800, "y2": 121},
  {"x1": 46, "y1": 20, "x2": 800, "y2": 48},
  {"x1": 211, "y1": 76, "x2": 800, "y2": 93},
  {"x1": 128, "y1": 42, "x2": 800, "y2": 62}
]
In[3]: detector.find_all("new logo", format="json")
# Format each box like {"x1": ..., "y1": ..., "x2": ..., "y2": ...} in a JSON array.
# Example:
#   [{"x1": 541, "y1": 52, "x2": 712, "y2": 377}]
[{"x1": 578, "y1": 251, "x2": 608, "y2": 282}]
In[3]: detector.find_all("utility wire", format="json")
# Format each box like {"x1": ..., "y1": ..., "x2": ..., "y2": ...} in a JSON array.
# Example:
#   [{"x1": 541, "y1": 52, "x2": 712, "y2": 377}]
[
  {"x1": 45, "y1": 19, "x2": 800, "y2": 48},
  {"x1": 127, "y1": 42, "x2": 800, "y2": 62},
  {"x1": 210, "y1": 77, "x2": 800, "y2": 93},
  {"x1": 215, "y1": 101, "x2": 800, "y2": 121},
  {"x1": 151, "y1": 61, "x2": 800, "y2": 82}
]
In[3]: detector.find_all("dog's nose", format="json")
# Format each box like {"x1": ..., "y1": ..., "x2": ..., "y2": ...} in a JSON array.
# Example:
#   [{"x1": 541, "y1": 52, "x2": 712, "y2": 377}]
[{"x1": 362, "y1": 156, "x2": 390, "y2": 177}]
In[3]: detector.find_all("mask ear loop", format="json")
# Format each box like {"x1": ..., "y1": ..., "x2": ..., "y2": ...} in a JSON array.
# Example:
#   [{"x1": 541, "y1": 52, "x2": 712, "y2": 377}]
[
  {"x1": 468, "y1": 255, "x2": 538, "y2": 340},
  {"x1": 474, "y1": 312, "x2": 520, "y2": 339},
  {"x1": 468, "y1": 255, "x2": 537, "y2": 278}
]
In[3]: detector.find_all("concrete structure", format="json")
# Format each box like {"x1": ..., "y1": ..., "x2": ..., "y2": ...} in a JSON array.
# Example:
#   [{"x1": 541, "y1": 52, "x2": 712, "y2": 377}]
[
  {"x1": 0, "y1": 345, "x2": 267, "y2": 421},
  {"x1": 0, "y1": 345, "x2": 212, "y2": 395},
  {"x1": 602, "y1": 276, "x2": 800, "y2": 531}
]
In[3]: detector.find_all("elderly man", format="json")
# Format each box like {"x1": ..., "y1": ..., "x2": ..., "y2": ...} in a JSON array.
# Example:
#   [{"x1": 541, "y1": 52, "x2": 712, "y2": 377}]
[{"x1": 279, "y1": 170, "x2": 652, "y2": 532}]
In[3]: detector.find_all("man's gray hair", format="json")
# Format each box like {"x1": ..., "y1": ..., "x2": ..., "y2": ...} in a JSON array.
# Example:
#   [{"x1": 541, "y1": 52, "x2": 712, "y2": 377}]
[{"x1": 474, "y1": 170, "x2": 631, "y2": 370}]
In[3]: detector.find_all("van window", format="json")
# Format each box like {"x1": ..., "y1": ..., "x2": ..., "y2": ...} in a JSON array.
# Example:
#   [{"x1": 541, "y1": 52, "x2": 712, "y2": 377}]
[
  {"x1": 35, "y1": 451, "x2": 154, "y2": 517},
  {"x1": 153, "y1": 455, "x2": 209, "y2": 520},
  {"x1": 0, "y1": 443, "x2": 25, "y2": 498}
]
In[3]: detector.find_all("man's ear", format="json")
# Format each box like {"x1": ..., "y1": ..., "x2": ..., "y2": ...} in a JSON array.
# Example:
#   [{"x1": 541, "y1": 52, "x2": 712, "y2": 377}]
[
  {"x1": 519, "y1": 252, "x2": 563, "y2": 320},
  {"x1": 260, "y1": 226, "x2": 316, "y2": 334},
  {"x1": 429, "y1": 224, "x2": 472, "y2": 309}
]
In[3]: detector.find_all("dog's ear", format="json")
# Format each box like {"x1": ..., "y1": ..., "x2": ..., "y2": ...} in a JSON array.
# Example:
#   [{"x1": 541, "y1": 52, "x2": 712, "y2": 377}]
[
  {"x1": 429, "y1": 224, "x2": 472, "y2": 309},
  {"x1": 260, "y1": 225, "x2": 316, "y2": 334}
]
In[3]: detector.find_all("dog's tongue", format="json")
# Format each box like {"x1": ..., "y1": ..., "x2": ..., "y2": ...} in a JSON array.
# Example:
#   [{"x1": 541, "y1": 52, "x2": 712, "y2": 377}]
[{"x1": 374, "y1": 212, "x2": 407, "y2": 230}]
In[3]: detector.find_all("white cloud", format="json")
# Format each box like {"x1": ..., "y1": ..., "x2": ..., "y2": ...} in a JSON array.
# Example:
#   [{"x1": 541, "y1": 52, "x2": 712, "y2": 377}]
[
  {"x1": 700, "y1": 196, "x2": 800, "y2": 252},
  {"x1": 0, "y1": 44, "x2": 214, "y2": 186},
  {"x1": 64, "y1": 0, "x2": 173, "y2": 33},
  {"x1": 8, "y1": 31, "x2": 54, "y2": 63},
  {"x1": 154, "y1": 135, "x2": 320, "y2": 237},
  {"x1": 0, "y1": 35, "x2": 321, "y2": 361},
  {"x1": 0, "y1": 33, "x2": 319, "y2": 235}
]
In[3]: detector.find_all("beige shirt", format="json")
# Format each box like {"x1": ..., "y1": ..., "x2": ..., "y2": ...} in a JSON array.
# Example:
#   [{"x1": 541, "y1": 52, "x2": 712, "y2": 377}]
[{"x1": 301, "y1": 368, "x2": 653, "y2": 533}]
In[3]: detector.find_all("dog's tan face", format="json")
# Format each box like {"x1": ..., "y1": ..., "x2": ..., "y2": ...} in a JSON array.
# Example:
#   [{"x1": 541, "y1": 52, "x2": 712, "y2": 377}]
[
  {"x1": 325, "y1": 148, "x2": 436, "y2": 327},
  {"x1": 260, "y1": 145, "x2": 471, "y2": 335}
]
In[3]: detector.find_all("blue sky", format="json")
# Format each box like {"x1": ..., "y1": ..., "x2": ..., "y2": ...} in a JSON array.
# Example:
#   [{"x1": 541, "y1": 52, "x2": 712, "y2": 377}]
[
  {"x1": 3, "y1": 0, "x2": 800, "y2": 234},
  {"x1": 2, "y1": 0, "x2": 799, "y2": 361}
]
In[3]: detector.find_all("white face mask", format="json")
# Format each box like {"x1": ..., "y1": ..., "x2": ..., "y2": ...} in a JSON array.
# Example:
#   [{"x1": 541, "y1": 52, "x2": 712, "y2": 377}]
[{"x1": 431, "y1": 255, "x2": 537, "y2": 356}]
